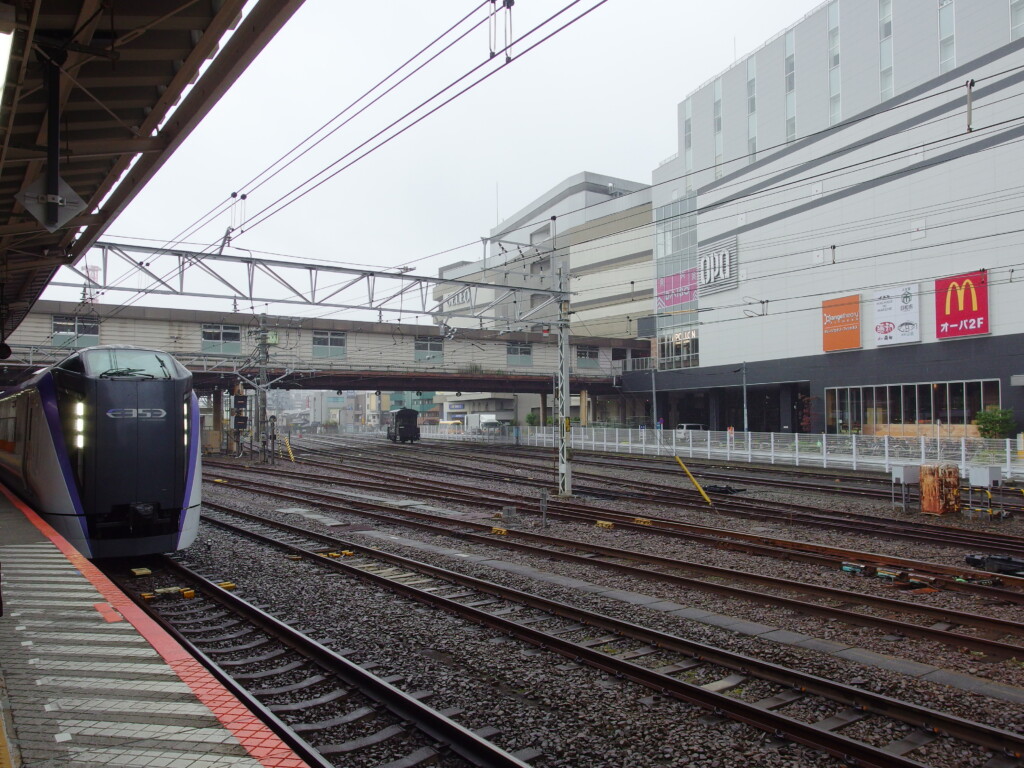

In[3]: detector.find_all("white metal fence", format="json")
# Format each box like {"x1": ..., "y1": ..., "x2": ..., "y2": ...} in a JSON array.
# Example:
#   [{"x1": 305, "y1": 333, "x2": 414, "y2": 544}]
[{"x1": 418, "y1": 425, "x2": 1024, "y2": 479}]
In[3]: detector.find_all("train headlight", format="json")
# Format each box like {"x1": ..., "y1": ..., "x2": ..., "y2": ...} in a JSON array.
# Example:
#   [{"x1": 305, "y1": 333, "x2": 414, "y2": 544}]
[{"x1": 74, "y1": 403, "x2": 85, "y2": 448}]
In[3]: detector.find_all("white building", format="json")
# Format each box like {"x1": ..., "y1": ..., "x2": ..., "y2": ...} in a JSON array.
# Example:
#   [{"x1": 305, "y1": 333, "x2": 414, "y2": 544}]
[
  {"x1": 434, "y1": 172, "x2": 655, "y2": 424},
  {"x1": 633, "y1": 0, "x2": 1024, "y2": 436}
]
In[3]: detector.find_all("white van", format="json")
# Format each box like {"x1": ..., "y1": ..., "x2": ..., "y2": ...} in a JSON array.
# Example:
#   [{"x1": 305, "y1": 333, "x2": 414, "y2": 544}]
[{"x1": 675, "y1": 423, "x2": 707, "y2": 431}]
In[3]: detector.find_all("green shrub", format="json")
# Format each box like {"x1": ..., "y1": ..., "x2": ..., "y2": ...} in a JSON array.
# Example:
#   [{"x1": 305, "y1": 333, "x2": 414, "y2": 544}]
[{"x1": 974, "y1": 408, "x2": 1017, "y2": 439}]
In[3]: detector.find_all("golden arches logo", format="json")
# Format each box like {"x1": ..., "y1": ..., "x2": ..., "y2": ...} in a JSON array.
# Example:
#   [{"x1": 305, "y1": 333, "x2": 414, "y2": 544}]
[{"x1": 943, "y1": 279, "x2": 978, "y2": 315}]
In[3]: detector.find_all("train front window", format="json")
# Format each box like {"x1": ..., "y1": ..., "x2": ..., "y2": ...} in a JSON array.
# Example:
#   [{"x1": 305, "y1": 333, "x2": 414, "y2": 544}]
[{"x1": 82, "y1": 348, "x2": 181, "y2": 379}]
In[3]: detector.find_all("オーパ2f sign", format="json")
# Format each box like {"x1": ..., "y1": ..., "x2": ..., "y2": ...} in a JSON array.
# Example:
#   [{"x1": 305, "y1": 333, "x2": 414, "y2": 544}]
[{"x1": 934, "y1": 270, "x2": 988, "y2": 339}]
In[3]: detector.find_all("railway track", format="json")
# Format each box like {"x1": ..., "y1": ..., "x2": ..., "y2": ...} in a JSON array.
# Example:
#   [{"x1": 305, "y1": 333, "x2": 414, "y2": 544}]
[
  {"x1": 116, "y1": 556, "x2": 534, "y2": 768},
  {"x1": 281, "y1": 438, "x2": 1024, "y2": 557},
  {"x1": 205, "y1": 459, "x2": 1024, "y2": 602},
  {"x1": 187, "y1": 499, "x2": 1024, "y2": 768},
  {"x1": 202, "y1": 468, "x2": 1024, "y2": 659}
]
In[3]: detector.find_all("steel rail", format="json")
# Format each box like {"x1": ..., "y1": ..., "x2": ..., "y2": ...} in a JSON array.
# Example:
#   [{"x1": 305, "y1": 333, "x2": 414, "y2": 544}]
[
  {"x1": 266, "y1": 441, "x2": 1024, "y2": 554},
  {"x1": 204, "y1": 465, "x2": 1024, "y2": 603},
  {"x1": 202, "y1": 504, "x2": 1024, "y2": 766},
  {"x1": 143, "y1": 556, "x2": 534, "y2": 768},
  {"x1": 200, "y1": 492, "x2": 1024, "y2": 660}
]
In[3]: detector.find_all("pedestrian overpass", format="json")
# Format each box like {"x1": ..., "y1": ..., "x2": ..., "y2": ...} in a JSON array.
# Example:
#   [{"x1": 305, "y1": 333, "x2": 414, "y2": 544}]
[{"x1": 5, "y1": 299, "x2": 649, "y2": 397}]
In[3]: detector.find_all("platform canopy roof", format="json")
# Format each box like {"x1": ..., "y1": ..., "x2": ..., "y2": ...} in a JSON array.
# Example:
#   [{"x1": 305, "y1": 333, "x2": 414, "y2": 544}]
[{"x1": 0, "y1": 0, "x2": 304, "y2": 342}]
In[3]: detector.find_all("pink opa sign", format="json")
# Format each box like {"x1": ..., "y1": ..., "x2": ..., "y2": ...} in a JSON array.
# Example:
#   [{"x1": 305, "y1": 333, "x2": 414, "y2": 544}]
[{"x1": 657, "y1": 268, "x2": 698, "y2": 309}]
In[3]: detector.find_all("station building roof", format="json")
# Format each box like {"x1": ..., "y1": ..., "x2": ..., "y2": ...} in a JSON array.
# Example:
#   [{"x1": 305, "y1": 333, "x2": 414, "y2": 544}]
[{"x1": 0, "y1": 0, "x2": 303, "y2": 341}]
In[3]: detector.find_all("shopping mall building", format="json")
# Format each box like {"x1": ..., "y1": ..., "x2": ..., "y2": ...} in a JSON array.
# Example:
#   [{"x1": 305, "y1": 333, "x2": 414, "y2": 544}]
[
  {"x1": 437, "y1": 0, "x2": 1024, "y2": 435},
  {"x1": 613, "y1": 0, "x2": 1024, "y2": 436}
]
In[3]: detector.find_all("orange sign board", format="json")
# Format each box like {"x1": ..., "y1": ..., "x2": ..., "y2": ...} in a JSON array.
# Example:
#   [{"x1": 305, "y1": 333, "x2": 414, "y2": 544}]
[{"x1": 822, "y1": 294, "x2": 861, "y2": 352}]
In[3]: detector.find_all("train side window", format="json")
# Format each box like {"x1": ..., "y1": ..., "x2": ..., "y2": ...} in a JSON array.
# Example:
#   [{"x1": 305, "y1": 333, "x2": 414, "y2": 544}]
[{"x1": 57, "y1": 355, "x2": 85, "y2": 374}]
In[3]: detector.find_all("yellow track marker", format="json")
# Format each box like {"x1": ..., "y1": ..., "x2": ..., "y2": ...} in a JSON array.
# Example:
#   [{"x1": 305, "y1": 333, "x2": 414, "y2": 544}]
[{"x1": 674, "y1": 455, "x2": 715, "y2": 510}]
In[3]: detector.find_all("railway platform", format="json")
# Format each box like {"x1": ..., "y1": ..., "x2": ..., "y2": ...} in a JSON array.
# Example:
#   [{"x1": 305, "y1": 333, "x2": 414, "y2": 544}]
[{"x1": 0, "y1": 489, "x2": 312, "y2": 768}]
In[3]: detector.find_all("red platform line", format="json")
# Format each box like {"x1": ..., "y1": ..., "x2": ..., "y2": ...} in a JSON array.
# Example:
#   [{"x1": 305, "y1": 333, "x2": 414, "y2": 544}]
[{"x1": 0, "y1": 485, "x2": 312, "y2": 768}]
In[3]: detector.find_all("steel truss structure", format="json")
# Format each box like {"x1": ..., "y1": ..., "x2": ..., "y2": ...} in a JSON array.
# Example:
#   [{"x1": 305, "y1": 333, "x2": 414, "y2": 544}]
[{"x1": 50, "y1": 240, "x2": 578, "y2": 494}]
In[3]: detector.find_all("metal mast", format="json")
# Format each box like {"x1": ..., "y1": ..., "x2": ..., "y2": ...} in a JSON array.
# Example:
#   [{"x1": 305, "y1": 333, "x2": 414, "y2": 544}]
[
  {"x1": 257, "y1": 313, "x2": 268, "y2": 462},
  {"x1": 554, "y1": 216, "x2": 572, "y2": 496}
]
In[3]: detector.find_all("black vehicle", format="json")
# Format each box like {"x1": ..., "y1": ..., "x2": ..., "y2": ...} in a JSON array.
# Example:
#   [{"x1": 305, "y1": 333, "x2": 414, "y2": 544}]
[{"x1": 384, "y1": 407, "x2": 420, "y2": 443}]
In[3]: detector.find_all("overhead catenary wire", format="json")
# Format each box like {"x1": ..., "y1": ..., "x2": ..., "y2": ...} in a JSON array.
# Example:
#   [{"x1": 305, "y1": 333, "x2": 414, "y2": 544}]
[
  {"x1": 233, "y1": 0, "x2": 611, "y2": 237},
  {"x1": 58, "y1": 12, "x2": 1024, "y2": 342},
  {"x1": 65, "y1": 0, "x2": 610, "y2": 334},
  {"x1": 132, "y1": 1, "x2": 496, "y2": 262}
]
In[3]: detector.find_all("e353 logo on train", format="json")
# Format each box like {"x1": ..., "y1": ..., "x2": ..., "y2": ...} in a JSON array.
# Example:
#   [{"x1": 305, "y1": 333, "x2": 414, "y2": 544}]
[{"x1": 105, "y1": 408, "x2": 167, "y2": 418}]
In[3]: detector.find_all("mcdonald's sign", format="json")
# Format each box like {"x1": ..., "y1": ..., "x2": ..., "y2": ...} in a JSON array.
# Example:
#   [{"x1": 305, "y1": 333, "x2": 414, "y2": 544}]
[{"x1": 934, "y1": 270, "x2": 988, "y2": 339}]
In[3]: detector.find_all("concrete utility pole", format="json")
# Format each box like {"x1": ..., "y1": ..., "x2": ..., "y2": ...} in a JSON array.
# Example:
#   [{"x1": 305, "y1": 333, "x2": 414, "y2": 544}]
[{"x1": 554, "y1": 215, "x2": 572, "y2": 497}]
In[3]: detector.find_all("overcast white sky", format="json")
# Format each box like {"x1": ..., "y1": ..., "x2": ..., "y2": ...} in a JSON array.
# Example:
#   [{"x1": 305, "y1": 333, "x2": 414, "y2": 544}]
[{"x1": 46, "y1": 0, "x2": 824, "y2": 318}]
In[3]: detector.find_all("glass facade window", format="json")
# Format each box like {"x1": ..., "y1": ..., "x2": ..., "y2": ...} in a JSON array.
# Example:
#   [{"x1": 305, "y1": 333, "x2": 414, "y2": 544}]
[
  {"x1": 828, "y1": 1, "x2": 841, "y2": 125},
  {"x1": 312, "y1": 330, "x2": 346, "y2": 359},
  {"x1": 655, "y1": 194, "x2": 699, "y2": 371},
  {"x1": 576, "y1": 345, "x2": 599, "y2": 369},
  {"x1": 784, "y1": 31, "x2": 796, "y2": 141},
  {"x1": 713, "y1": 78, "x2": 723, "y2": 178},
  {"x1": 414, "y1": 336, "x2": 443, "y2": 362},
  {"x1": 746, "y1": 57, "x2": 757, "y2": 163},
  {"x1": 939, "y1": 0, "x2": 955, "y2": 73},
  {"x1": 879, "y1": 0, "x2": 893, "y2": 100},
  {"x1": 507, "y1": 342, "x2": 533, "y2": 367},
  {"x1": 201, "y1": 323, "x2": 241, "y2": 354},
  {"x1": 825, "y1": 378, "x2": 999, "y2": 436},
  {"x1": 52, "y1": 315, "x2": 99, "y2": 348},
  {"x1": 1012, "y1": 0, "x2": 1024, "y2": 40},
  {"x1": 683, "y1": 98, "x2": 693, "y2": 188}
]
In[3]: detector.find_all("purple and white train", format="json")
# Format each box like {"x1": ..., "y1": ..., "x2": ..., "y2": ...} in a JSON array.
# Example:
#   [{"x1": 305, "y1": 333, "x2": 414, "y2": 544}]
[{"x1": 0, "y1": 345, "x2": 200, "y2": 558}]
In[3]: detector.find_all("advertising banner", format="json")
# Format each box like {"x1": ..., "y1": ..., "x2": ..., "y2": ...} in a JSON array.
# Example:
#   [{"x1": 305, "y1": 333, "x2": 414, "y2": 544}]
[
  {"x1": 656, "y1": 267, "x2": 698, "y2": 309},
  {"x1": 935, "y1": 270, "x2": 988, "y2": 339},
  {"x1": 873, "y1": 284, "x2": 920, "y2": 346},
  {"x1": 822, "y1": 294, "x2": 861, "y2": 352}
]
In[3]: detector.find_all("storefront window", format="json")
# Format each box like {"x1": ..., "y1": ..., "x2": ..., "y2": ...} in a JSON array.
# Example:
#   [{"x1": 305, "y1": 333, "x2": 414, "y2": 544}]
[
  {"x1": 901, "y1": 386, "x2": 916, "y2": 426},
  {"x1": 825, "y1": 379, "x2": 998, "y2": 435}
]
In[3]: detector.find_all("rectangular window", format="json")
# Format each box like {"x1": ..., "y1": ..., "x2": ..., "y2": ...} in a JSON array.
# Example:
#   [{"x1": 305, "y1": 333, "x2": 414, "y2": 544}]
[
  {"x1": 880, "y1": 38, "x2": 893, "y2": 100},
  {"x1": 828, "y1": 1, "x2": 841, "y2": 125},
  {"x1": 52, "y1": 315, "x2": 99, "y2": 349},
  {"x1": 312, "y1": 330, "x2": 346, "y2": 359},
  {"x1": 414, "y1": 336, "x2": 443, "y2": 362},
  {"x1": 784, "y1": 31, "x2": 796, "y2": 141},
  {"x1": 507, "y1": 342, "x2": 533, "y2": 367},
  {"x1": 576, "y1": 345, "x2": 599, "y2": 369},
  {"x1": 824, "y1": 379, "x2": 998, "y2": 434},
  {"x1": 939, "y1": 0, "x2": 955, "y2": 73},
  {"x1": 746, "y1": 58, "x2": 757, "y2": 163},
  {"x1": 880, "y1": 0, "x2": 892, "y2": 38},
  {"x1": 657, "y1": 328, "x2": 699, "y2": 370},
  {"x1": 713, "y1": 78, "x2": 723, "y2": 178},
  {"x1": 201, "y1": 323, "x2": 241, "y2": 355},
  {"x1": 683, "y1": 99, "x2": 693, "y2": 189},
  {"x1": 1013, "y1": 0, "x2": 1024, "y2": 40}
]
